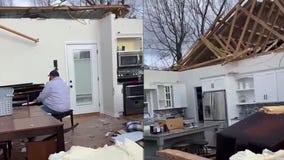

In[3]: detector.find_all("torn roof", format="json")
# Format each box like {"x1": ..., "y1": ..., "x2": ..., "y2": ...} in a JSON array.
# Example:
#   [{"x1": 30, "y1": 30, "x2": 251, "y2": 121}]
[
  {"x1": 0, "y1": 5, "x2": 129, "y2": 19},
  {"x1": 180, "y1": 0, "x2": 284, "y2": 71}
]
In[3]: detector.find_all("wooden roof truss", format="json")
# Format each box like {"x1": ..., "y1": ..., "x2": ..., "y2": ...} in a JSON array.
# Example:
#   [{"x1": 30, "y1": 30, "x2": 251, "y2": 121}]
[{"x1": 180, "y1": 0, "x2": 284, "y2": 71}]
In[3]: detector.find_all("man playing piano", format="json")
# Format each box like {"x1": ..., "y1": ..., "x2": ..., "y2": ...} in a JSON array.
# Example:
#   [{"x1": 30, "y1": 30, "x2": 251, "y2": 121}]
[{"x1": 34, "y1": 70, "x2": 70, "y2": 114}]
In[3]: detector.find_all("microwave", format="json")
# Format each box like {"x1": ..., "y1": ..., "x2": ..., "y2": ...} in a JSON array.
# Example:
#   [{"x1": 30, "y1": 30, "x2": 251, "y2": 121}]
[{"x1": 118, "y1": 52, "x2": 143, "y2": 68}]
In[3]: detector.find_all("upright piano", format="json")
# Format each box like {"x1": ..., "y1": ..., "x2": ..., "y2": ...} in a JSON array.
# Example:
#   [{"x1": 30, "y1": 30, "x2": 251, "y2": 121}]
[{"x1": 0, "y1": 83, "x2": 44, "y2": 107}]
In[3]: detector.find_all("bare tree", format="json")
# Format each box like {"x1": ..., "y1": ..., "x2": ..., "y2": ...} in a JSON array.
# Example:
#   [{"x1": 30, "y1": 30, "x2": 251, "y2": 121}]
[
  {"x1": 144, "y1": 0, "x2": 191, "y2": 66},
  {"x1": 144, "y1": 0, "x2": 234, "y2": 67},
  {"x1": 0, "y1": 0, "x2": 13, "y2": 6}
]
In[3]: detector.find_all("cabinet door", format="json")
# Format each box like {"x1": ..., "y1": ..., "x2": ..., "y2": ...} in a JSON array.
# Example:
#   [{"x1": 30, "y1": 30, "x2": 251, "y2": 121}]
[
  {"x1": 201, "y1": 77, "x2": 225, "y2": 92},
  {"x1": 276, "y1": 70, "x2": 284, "y2": 101},
  {"x1": 265, "y1": 72, "x2": 277, "y2": 102},
  {"x1": 254, "y1": 71, "x2": 277, "y2": 102},
  {"x1": 201, "y1": 79, "x2": 213, "y2": 92},
  {"x1": 254, "y1": 73, "x2": 267, "y2": 102},
  {"x1": 172, "y1": 84, "x2": 187, "y2": 108}
]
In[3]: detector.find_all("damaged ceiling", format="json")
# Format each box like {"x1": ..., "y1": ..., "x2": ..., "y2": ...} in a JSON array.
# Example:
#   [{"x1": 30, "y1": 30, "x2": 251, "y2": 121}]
[
  {"x1": 0, "y1": 5, "x2": 129, "y2": 19},
  {"x1": 180, "y1": 0, "x2": 284, "y2": 71}
]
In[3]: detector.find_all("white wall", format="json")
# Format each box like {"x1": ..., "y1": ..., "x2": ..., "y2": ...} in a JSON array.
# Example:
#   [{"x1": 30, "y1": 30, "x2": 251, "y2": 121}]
[
  {"x1": 99, "y1": 14, "x2": 116, "y2": 117},
  {"x1": 113, "y1": 18, "x2": 143, "y2": 115},
  {"x1": 0, "y1": 18, "x2": 100, "y2": 85},
  {"x1": 114, "y1": 18, "x2": 143, "y2": 36},
  {"x1": 180, "y1": 50, "x2": 284, "y2": 124},
  {"x1": 144, "y1": 70, "x2": 182, "y2": 89}
]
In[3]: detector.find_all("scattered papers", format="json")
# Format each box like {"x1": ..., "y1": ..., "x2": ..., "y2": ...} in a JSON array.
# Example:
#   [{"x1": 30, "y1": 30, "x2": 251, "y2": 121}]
[
  {"x1": 49, "y1": 139, "x2": 143, "y2": 160},
  {"x1": 230, "y1": 149, "x2": 284, "y2": 160}
]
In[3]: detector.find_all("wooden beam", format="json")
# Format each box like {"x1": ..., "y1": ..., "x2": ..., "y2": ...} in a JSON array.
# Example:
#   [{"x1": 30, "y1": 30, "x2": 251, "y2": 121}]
[
  {"x1": 0, "y1": 24, "x2": 39, "y2": 43},
  {"x1": 275, "y1": 0, "x2": 284, "y2": 15},
  {"x1": 213, "y1": 34, "x2": 227, "y2": 51},
  {"x1": 223, "y1": 48, "x2": 253, "y2": 65},
  {"x1": 264, "y1": 39, "x2": 279, "y2": 52},
  {"x1": 179, "y1": 58, "x2": 225, "y2": 71},
  {"x1": 253, "y1": 2, "x2": 275, "y2": 54},
  {"x1": 226, "y1": 5, "x2": 239, "y2": 52},
  {"x1": 239, "y1": 6, "x2": 284, "y2": 41},
  {"x1": 157, "y1": 149, "x2": 211, "y2": 160},
  {"x1": 219, "y1": 35, "x2": 236, "y2": 52},
  {"x1": 200, "y1": 36, "x2": 226, "y2": 58},
  {"x1": 247, "y1": 0, "x2": 266, "y2": 43},
  {"x1": 236, "y1": 0, "x2": 256, "y2": 52},
  {"x1": 262, "y1": 9, "x2": 281, "y2": 52}
]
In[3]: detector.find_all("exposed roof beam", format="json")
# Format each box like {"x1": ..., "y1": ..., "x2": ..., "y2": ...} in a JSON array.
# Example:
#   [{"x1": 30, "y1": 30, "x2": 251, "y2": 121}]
[
  {"x1": 239, "y1": 6, "x2": 284, "y2": 41},
  {"x1": 275, "y1": 0, "x2": 284, "y2": 15},
  {"x1": 247, "y1": 0, "x2": 266, "y2": 44},
  {"x1": 253, "y1": 2, "x2": 275, "y2": 54},
  {"x1": 226, "y1": 5, "x2": 239, "y2": 52},
  {"x1": 213, "y1": 34, "x2": 227, "y2": 51},
  {"x1": 236, "y1": 0, "x2": 256, "y2": 52},
  {"x1": 218, "y1": 35, "x2": 236, "y2": 52},
  {"x1": 180, "y1": 58, "x2": 225, "y2": 71},
  {"x1": 262, "y1": 9, "x2": 281, "y2": 51},
  {"x1": 223, "y1": 48, "x2": 253, "y2": 65}
]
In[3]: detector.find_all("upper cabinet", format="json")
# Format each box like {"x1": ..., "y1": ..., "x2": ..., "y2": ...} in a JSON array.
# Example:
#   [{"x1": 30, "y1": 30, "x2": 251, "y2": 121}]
[
  {"x1": 236, "y1": 69, "x2": 284, "y2": 105},
  {"x1": 254, "y1": 71, "x2": 277, "y2": 103},
  {"x1": 201, "y1": 77, "x2": 225, "y2": 92},
  {"x1": 172, "y1": 84, "x2": 187, "y2": 108},
  {"x1": 236, "y1": 76, "x2": 255, "y2": 104},
  {"x1": 117, "y1": 37, "x2": 143, "y2": 52},
  {"x1": 276, "y1": 70, "x2": 284, "y2": 101},
  {"x1": 155, "y1": 83, "x2": 187, "y2": 110}
]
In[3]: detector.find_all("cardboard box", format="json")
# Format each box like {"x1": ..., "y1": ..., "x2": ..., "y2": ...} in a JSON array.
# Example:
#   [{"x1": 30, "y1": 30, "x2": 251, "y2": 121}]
[{"x1": 159, "y1": 117, "x2": 184, "y2": 130}]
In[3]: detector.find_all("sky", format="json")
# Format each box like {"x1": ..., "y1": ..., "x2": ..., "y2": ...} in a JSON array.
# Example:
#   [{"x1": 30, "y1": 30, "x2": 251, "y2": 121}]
[{"x1": 13, "y1": 0, "x2": 32, "y2": 6}]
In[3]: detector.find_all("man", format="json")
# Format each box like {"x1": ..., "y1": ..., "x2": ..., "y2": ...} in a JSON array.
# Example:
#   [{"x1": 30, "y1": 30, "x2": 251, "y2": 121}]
[{"x1": 35, "y1": 70, "x2": 70, "y2": 114}]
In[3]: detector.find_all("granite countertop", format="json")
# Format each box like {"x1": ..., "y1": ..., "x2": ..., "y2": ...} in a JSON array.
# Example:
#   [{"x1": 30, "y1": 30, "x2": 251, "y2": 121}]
[{"x1": 144, "y1": 122, "x2": 220, "y2": 138}]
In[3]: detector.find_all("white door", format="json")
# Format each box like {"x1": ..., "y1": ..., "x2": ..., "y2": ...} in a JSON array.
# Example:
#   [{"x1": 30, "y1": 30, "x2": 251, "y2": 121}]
[{"x1": 66, "y1": 44, "x2": 99, "y2": 114}]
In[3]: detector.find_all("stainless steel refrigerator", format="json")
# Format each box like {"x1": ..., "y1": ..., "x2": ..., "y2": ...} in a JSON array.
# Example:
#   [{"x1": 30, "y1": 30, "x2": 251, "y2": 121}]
[{"x1": 202, "y1": 90, "x2": 228, "y2": 146}]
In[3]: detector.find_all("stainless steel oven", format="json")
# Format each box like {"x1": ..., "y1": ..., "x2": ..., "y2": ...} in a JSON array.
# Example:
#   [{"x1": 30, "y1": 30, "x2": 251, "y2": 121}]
[
  {"x1": 118, "y1": 52, "x2": 143, "y2": 68},
  {"x1": 123, "y1": 82, "x2": 144, "y2": 115}
]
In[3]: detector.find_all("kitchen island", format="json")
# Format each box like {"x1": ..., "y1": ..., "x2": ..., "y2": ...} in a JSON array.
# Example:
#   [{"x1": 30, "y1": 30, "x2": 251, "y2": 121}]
[{"x1": 143, "y1": 122, "x2": 220, "y2": 156}]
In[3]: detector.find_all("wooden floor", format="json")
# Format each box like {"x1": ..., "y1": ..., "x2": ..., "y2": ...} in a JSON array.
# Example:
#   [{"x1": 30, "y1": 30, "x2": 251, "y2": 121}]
[{"x1": 3, "y1": 113, "x2": 143, "y2": 160}]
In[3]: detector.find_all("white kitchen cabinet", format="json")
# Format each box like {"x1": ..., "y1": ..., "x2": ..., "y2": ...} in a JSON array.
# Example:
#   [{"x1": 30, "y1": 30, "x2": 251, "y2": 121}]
[
  {"x1": 236, "y1": 76, "x2": 255, "y2": 104},
  {"x1": 254, "y1": 71, "x2": 277, "y2": 102},
  {"x1": 157, "y1": 85, "x2": 173, "y2": 109},
  {"x1": 155, "y1": 83, "x2": 187, "y2": 110},
  {"x1": 276, "y1": 70, "x2": 284, "y2": 101},
  {"x1": 201, "y1": 77, "x2": 225, "y2": 92},
  {"x1": 172, "y1": 84, "x2": 187, "y2": 108}
]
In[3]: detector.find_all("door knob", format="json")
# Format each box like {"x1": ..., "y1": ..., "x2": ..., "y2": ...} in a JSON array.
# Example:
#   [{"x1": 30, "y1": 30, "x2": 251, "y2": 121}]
[
  {"x1": 70, "y1": 85, "x2": 73, "y2": 88},
  {"x1": 70, "y1": 80, "x2": 72, "y2": 83}
]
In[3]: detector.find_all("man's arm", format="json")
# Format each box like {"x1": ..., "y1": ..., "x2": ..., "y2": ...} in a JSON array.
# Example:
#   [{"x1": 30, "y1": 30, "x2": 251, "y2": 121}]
[{"x1": 36, "y1": 82, "x2": 51, "y2": 102}]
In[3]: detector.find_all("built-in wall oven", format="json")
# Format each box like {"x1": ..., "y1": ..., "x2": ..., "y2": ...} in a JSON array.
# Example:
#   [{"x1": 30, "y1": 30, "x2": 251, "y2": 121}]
[
  {"x1": 123, "y1": 81, "x2": 144, "y2": 115},
  {"x1": 118, "y1": 52, "x2": 143, "y2": 68}
]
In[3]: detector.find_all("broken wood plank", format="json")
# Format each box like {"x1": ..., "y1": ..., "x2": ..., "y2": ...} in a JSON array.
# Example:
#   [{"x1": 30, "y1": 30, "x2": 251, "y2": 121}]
[
  {"x1": 0, "y1": 24, "x2": 39, "y2": 43},
  {"x1": 156, "y1": 149, "x2": 210, "y2": 160},
  {"x1": 180, "y1": 58, "x2": 225, "y2": 71},
  {"x1": 264, "y1": 39, "x2": 279, "y2": 52},
  {"x1": 223, "y1": 48, "x2": 253, "y2": 65}
]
